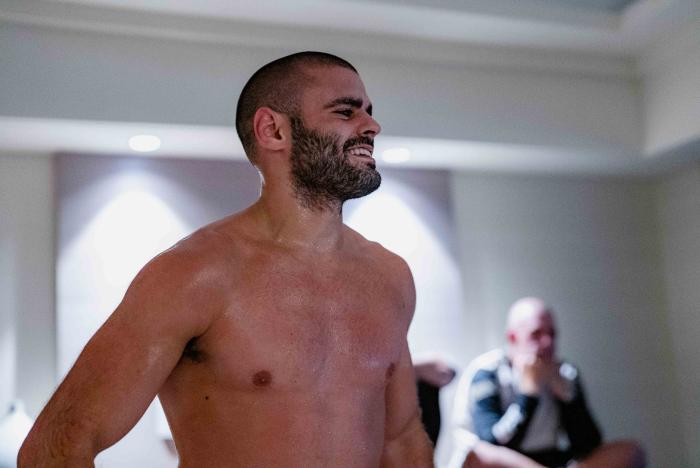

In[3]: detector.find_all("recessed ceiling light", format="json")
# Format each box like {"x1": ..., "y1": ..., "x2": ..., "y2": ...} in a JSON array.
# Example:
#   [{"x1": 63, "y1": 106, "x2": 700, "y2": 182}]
[
  {"x1": 382, "y1": 147, "x2": 411, "y2": 164},
  {"x1": 128, "y1": 134, "x2": 161, "y2": 152}
]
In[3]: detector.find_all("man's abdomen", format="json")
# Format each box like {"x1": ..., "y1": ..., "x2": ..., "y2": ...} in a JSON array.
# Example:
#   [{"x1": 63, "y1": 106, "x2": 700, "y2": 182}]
[{"x1": 161, "y1": 382, "x2": 387, "y2": 468}]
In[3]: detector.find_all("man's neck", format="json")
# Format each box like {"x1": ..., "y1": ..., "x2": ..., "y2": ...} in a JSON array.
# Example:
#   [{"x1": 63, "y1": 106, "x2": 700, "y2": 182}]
[{"x1": 250, "y1": 182, "x2": 346, "y2": 252}]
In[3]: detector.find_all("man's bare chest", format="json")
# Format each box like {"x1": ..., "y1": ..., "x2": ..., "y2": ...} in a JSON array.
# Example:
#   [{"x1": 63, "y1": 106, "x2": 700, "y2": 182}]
[{"x1": 183, "y1": 258, "x2": 407, "y2": 392}]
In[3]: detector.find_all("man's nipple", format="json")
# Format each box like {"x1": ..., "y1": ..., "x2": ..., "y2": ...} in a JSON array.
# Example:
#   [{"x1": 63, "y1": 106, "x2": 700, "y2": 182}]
[
  {"x1": 253, "y1": 370, "x2": 272, "y2": 387},
  {"x1": 386, "y1": 363, "x2": 396, "y2": 380}
]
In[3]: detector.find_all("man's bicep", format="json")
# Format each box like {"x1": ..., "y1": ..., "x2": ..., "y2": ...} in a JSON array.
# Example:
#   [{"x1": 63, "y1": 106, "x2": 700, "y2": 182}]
[
  {"x1": 384, "y1": 343, "x2": 421, "y2": 440},
  {"x1": 57, "y1": 307, "x2": 188, "y2": 449},
  {"x1": 469, "y1": 369, "x2": 540, "y2": 449},
  {"x1": 381, "y1": 342, "x2": 434, "y2": 467},
  {"x1": 380, "y1": 255, "x2": 432, "y2": 465},
  {"x1": 469, "y1": 370, "x2": 502, "y2": 443},
  {"x1": 24, "y1": 250, "x2": 217, "y2": 459}
]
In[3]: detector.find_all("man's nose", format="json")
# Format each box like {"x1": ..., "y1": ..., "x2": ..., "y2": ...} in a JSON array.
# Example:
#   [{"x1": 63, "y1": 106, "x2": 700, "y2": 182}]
[{"x1": 360, "y1": 113, "x2": 381, "y2": 137}]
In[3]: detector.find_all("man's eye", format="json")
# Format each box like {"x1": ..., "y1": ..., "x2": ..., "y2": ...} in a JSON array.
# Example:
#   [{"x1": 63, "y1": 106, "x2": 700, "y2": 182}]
[{"x1": 335, "y1": 109, "x2": 353, "y2": 117}]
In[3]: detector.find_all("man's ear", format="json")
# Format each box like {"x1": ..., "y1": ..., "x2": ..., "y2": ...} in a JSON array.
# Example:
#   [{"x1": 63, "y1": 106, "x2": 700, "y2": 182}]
[
  {"x1": 507, "y1": 331, "x2": 516, "y2": 345},
  {"x1": 253, "y1": 107, "x2": 289, "y2": 152}
]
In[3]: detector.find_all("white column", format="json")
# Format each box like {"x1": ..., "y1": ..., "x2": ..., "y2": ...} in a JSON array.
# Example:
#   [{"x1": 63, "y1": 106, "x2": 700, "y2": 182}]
[{"x1": 0, "y1": 152, "x2": 55, "y2": 417}]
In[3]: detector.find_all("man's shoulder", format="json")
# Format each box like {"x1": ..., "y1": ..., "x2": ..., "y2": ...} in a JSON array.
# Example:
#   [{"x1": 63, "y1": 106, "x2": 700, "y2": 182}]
[
  {"x1": 343, "y1": 226, "x2": 411, "y2": 274},
  {"x1": 367, "y1": 241, "x2": 414, "y2": 301},
  {"x1": 467, "y1": 349, "x2": 507, "y2": 378},
  {"x1": 177, "y1": 209, "x2": 263, "y2": 258},
  {"x1": 163, "y1": 228, "x2": 233, "y2": 264},
  {"x1": 116, "y1": 228, "x2": 235, "y2": 329},
  {"x1": 136, "y1": 225, "x2": 241, "y2": 289},
  {"x1": 457, "y1": 350, "x2": 506, "y2": 406},
  {"x1": 471, "y1": 349, "x2": 507, "y2": 368},
  {"x1": 342, "y1": 227, "x2": 415, "y2": 319}
]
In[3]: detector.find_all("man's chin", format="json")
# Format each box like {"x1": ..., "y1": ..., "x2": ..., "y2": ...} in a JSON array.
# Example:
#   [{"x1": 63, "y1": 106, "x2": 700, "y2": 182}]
[
  {"x1": 347, "y1": 175, "x2": 381, "y2": 200},
  {"x1": 364, "y1": 163, "x2": 378, "y2": 173}
]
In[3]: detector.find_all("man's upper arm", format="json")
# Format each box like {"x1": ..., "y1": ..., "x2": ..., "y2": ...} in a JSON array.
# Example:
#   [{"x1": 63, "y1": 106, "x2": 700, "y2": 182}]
[
  {"x1": 470, "y1": 369, "x2": 539, "y2": 449},
  {"x1": 557, "y1": 369, "x2": 602, "y2": 456},
  {"x1": 380, "y1": 342, "x2": 434, "y2": 467},
  {"x1": 21, "y1": 243, "x2": 221, "y2": 463},
  {"x1": 380, "y1": 257, "x2": 433, "y2": 467}
]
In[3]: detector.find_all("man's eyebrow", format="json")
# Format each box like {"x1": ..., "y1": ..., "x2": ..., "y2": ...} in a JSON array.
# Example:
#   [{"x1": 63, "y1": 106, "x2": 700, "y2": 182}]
[{"x1": 324, "y1": 97, "x2": 373, "y2": 115}]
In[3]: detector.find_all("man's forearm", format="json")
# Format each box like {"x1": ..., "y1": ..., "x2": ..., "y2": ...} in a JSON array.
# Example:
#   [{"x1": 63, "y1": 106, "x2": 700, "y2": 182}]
[
  {"x1": 18, "y1": 441, "x2": 96, "y2": 468},
  {"x1": 18, "y1": 420, "x2": 97, "y2": 468},
  {"x1": 18, "y1": 449, "x2": 95, "y2": 468},
  {"x1": 380, "y1": 415, "x2": 434, "y2": 468}
]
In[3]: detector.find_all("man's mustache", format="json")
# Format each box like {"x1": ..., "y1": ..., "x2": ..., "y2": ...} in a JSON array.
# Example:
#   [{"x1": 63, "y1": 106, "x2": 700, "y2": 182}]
[{"x1": 343, "y1": 136, "x2": 374, "y2": 152}]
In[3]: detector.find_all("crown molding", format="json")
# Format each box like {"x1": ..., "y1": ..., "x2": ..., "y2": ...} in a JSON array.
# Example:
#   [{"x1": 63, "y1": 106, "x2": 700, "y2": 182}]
[{"x1": 0, "y1": 0, "x2": 636, "y2": 79}]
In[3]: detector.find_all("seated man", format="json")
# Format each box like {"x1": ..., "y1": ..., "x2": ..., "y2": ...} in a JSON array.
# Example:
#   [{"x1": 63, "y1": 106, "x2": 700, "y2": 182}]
[{"x1": 449, "y1": 297, "x2": 645, "y2": 468}]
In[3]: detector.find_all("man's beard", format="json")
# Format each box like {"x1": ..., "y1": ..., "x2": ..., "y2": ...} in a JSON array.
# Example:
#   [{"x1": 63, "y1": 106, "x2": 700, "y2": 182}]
[{"x1": 289, "y1": 115, "x2": 381, "y2": 211}]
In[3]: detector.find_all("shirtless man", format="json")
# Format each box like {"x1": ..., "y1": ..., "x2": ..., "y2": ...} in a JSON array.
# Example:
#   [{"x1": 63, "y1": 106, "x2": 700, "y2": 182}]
[{"x1": 18, "y1": 52, "x2": 434, "y2": 467}]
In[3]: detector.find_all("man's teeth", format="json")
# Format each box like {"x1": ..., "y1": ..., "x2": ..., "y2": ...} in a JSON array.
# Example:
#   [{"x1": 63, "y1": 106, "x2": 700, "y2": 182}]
[{"x1": 347, "y1": 148, "x2": 373, "y2": 157}]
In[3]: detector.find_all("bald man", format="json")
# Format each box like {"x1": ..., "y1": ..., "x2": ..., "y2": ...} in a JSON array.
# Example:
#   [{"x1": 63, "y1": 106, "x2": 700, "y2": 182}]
[
  {"x1": 449, "y1": 298, "x2": 645, "y2": 468},
  {"x1": 19, "y1": 52, "x2": 433, "y2": 467}
]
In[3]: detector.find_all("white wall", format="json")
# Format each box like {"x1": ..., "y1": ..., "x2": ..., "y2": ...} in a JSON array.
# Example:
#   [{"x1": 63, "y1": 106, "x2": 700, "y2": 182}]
[
  {"x1": 641, "y1": 16, "x2": 700, "y2": 155},
  {"x1": 449, "y1": 172, "x2": 684, "y2": 468},
  {"x1": 0, "y1": 153, "x2": 55, "y2": 418},
  {"x1": 0, "y1": 22, "x2": 641, "y2": 152},
  {"x1": 655, "y1": 162, "x2": 700, "y2": 467}
]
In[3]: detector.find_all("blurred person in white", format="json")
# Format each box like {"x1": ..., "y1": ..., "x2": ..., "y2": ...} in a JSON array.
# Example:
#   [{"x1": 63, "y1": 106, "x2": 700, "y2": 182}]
[{"x1": 448, "y1": 297, "x2": 645, "y2": 468}]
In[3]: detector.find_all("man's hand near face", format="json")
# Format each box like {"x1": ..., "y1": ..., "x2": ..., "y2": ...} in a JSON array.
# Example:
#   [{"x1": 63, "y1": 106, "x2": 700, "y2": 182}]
[
  {"x1": 514, "y1": 353, "x2": 576, "y2": 402},
  {"x1": 513, "y1": 353, "x2": 553, "y2": 395}
]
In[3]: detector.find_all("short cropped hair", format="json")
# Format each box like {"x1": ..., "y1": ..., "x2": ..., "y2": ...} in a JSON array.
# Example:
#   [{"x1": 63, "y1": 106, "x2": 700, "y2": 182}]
[{"x1": 235, "y1": 51, "x2": 357, "y2": 164}]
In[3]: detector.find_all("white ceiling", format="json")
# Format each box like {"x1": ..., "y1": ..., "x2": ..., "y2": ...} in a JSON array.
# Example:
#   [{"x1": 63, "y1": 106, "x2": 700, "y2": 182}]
[{"x1": 40, "y1": 0, "x2": 699, "y2": 55}]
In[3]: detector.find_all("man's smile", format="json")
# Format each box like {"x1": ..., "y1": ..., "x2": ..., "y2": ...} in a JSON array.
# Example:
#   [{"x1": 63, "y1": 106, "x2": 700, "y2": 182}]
[{"x1": 346, "y1": 145, "x2": 375, "y2": 164}]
